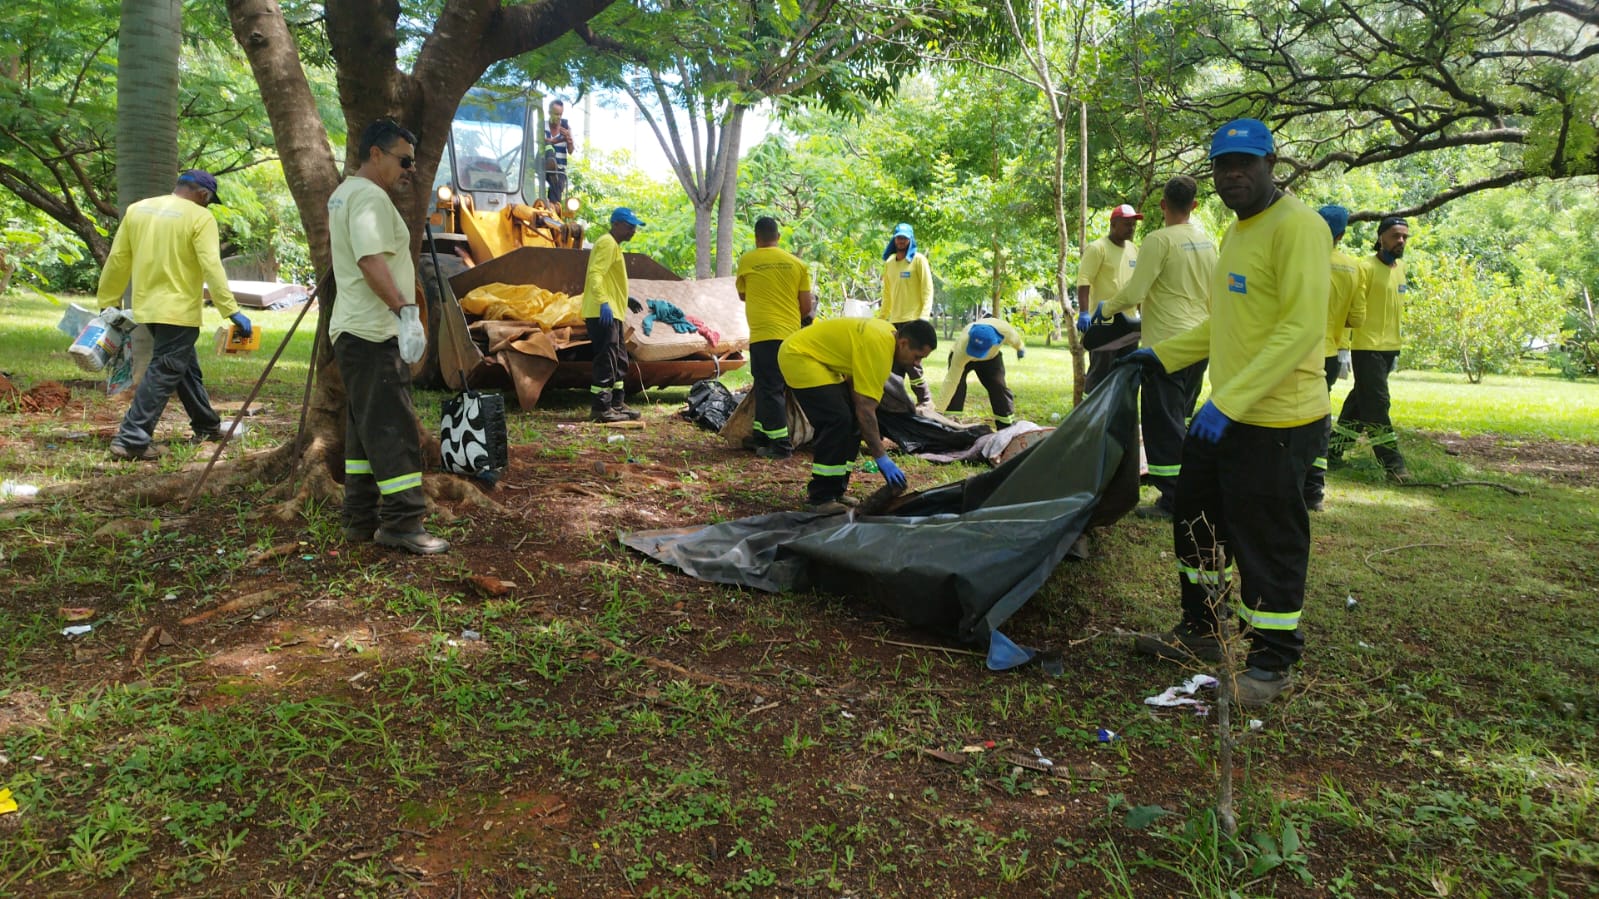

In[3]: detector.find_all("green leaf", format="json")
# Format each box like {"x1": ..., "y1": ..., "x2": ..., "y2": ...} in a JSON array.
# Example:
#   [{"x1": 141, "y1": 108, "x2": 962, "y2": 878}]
[{"x1": 1124, "y1": 804, "x2": 1168, "y2": 830}]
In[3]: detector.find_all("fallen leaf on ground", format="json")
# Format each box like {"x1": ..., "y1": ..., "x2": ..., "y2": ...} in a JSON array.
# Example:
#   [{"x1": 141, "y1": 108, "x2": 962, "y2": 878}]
[
  {"x1": 57, "y1": 607, "x2": 94, "y2": 621},
  {"x1": 467, "y1": 575, "x2": 513, "y2": 596}
]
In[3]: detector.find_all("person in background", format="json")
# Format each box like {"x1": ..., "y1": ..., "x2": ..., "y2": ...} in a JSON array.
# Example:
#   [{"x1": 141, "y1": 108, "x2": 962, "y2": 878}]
[
  {"x1": 543, "y1": 99, "x2": 573, "y2": 204},
  {"x1": 584, "y1": 207, "x2": 646, "y2": 423},
  {"x1": 1331, "y1": 216, "x2": 1411, "y2": 481},
  {"x1": 1098, "y1": 176, "x2": 1218, "y2": 520},
  {"x1": 937, "y1": 316, "x2": 1026, "y2": 429},
  {"x1": 1075, "y1": 204, "x2": 1142, "y2": 393},
  {"x1": 736, "y1": 216, "x2": 815, "y2": 460},
  {"x1": 1302, "y1": 204, "x2": 1367, "y2": 509},
  {"x1": 779, "y1": 318, "x2": 937, "y2": 513},
  {"x1": 99, "y1": 169, "x2": 250, "y2": 461},
  {"x1": 878, "y1": 222, "x2": 935, "y2": 406},
  {"x1": 326, "y1": 120, "x2": 446, "y2": 554},
  {"x1": 1123, "y1": 118, "x2": 1330, "y2": 706}
]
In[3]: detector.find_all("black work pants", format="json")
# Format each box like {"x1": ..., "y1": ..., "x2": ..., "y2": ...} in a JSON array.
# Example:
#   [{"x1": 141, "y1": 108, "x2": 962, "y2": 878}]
[
  {"x1": 1142, "y1": 360, "x2": 1207, "y2": 506},
  {"x1": 791, "y1": 383, "x2": 857, "y2": 503},
  {"x1": 892, "y1": 358, "x2": 930, "y2": 405},
  {"x1": 946, "y1": 354, "x2": 1015, "y2": 425},
  {"x1": 113, "y1": 324, "x2": 222, "y2": 449},
  {"x1": 334, "y1": 333, "x2": 427, "y2": 532},
  {"x1": 1173, "y1": 418, "x2": 1323, "y2": 672},
  {"x1": 1333, "y1": 349, "x2": 1404, "y2": 471},
  {"x1": 749, "y1": 340, "x2": 791, "y2": 451},
  {"x1": 1302, "y1": 356, "x2": 1340, "y2": 503},
  {"x1": 586, "y1": 316, "x2": 629, "y2": 407}
]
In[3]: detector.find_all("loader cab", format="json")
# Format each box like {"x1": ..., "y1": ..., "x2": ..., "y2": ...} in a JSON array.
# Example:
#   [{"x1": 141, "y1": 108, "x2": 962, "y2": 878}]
[{"x1": 427, "y1": 88, "x2": 582, "y2": 266}]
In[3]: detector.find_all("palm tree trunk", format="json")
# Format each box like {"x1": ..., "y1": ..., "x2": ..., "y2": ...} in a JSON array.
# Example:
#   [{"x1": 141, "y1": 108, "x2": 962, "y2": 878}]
[{"x1": 116, "y1": 0, "x2": 182, "y2": 212}]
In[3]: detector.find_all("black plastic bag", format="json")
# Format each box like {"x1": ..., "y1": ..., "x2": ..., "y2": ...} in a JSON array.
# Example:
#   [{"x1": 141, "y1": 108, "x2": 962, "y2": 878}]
[{"x1": 681, "y1": 379, "x2": 742, "y2": 432}]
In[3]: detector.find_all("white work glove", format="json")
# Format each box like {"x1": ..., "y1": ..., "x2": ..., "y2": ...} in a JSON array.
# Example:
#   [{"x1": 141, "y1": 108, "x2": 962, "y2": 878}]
[
  {"x1": 398, "y1": 305, "x2": 426, "y2": 364},
  {"x1": 1336, "y1": 348, "x2": 1352, "y2": 380}
]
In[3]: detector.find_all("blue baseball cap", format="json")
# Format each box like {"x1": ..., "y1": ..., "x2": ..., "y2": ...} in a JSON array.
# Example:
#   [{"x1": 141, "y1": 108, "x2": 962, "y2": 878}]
[
  {"x1": 1209, "y1": 118, "x2": 1274, "y2": 159},
  {"x1": 1318, "y1": 204, "x2": 1349, "y2": 238},
  {"x1": 178, "y1": 169, "x2": 221, "y2": 202},
  {"x1": 891, "y1": 222, "x2": 915, "y2": 240},
  {"x1": 611, "y1": 207, "x2": 646, "y2": 227},
  {"x1": 966, "y1": 324, "x2": 1001, "y2": 358}
]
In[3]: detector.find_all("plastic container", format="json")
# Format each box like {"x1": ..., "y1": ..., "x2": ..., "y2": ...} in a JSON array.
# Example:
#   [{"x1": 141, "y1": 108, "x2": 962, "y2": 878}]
[
  {"x1": 214, "y1": 323, "x2": 261, "y2": 354},
  {"x1": 68, "y1": 319, "x2": 118, "y2": 371}
]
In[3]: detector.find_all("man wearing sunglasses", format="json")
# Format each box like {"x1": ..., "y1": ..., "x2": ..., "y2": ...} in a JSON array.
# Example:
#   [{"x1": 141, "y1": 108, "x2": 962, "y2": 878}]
[
  {"x1": 326, "y1": 119, "x2": 448, "y2": 554},
  {"x1": 99, "y1": 168, "x2": 250, "y2": 461}
]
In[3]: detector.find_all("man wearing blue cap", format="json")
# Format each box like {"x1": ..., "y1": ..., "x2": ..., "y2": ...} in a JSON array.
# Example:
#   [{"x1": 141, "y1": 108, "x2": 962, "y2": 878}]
[
  {"x1": 584, "y1": 207, "x2": 646, "y2": 423},
  {"x1": 99, "y1": 169, "x2": 251, "y2": 461},
  {"x1": 1331, "y1": 215, "x2": 1411, "y2": 480},
  {"x1": 1302, "y1": 205, "x2": 1367, "y2": 509},
  {"x1": 878, "y1": 222, "x2": 936, "y2": 406},
  {"x1": 1121, "y1": 117, "x2": 1331, "y2": 706},
  {"x1": 1076, "y1": 203, "x2": 1143, "y2": 393},
  {"x1": 936, "y1": 317, "x2": 1026, "y2": 428}
]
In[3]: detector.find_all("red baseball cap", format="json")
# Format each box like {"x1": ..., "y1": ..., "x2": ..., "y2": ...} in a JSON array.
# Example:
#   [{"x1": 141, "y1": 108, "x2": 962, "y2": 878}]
[{"x1": 1110, "y1": 204, "x2": 1143, "y2": 220}]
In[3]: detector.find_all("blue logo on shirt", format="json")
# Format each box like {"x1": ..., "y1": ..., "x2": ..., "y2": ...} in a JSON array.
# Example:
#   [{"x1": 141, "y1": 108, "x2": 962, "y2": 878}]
[
  {"x1": 1227, "y1": 273, "x2": 1247, "y2": 294},
  {"x1": 900, "y1": 271, "x2": 911, "y2": 278}
]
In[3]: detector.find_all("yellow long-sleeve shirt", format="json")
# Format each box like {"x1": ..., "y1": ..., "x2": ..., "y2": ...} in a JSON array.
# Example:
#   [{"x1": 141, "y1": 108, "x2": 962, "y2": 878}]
[
  {"x1": 581, "y1": 233, "x2": 628, "y2": 319},
  {"x1": 936, "y1": 317, "x2": 1024, "y2": 412},
  {"x1": 778, "y1": 317, "x2": 896, "y2": 402},
  {"x1": 1154, "y1": 194, "x2": 1331, "y2": 428},
  {"x1": 1324, "y1": 247, "x2": 1367, "y2": 357},
  {"x1": 1351, "y1": 255, "x2": 1406, "y2": 351},
  {"x1": 1077, "y1": 236, "x2": 1139, "y2": 306},
  {"x1": 879, "y1": 252, "x2": 934, "y2": 323},
  {"x1": 1101, "y1": 222, "x2": 1217, "y2": 346},
  {"x1": 95, "y1": 193, "x2": 238, "y2": 325}
]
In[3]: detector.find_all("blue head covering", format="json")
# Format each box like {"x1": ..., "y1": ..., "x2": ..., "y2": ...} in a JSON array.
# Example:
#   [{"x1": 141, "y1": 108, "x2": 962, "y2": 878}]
[
  {"x1": 966, "y1": 324, "x2": 1001, "y2": 358},
  {"x1": 883, "y1": 222, "x2": 918, "y2": 261},
  {"x1": 1317, "y1": 204, "x2": 1349, "y2": 238}
]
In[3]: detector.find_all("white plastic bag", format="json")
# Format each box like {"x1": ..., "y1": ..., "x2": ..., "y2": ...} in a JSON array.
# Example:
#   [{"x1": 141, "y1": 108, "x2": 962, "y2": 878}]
[{"x1": 397, "y1": 305, "x2": 426, "y2": 364}]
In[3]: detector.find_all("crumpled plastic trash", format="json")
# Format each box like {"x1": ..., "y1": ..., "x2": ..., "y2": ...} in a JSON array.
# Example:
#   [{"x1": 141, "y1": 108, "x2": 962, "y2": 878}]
[
  {"x1": 61, "y1": 625, "x2": 93, "y2": 637},
  {"x1": 1, "y1": 481, "x2": 40, "y2": 499},
  {"x1": 0, "y1": 787, "x2": 17, "y2": 815},
  {"x1": 1144, "y1": 673, "x2": 1219, "y2": 708},
  {"x1": 1097, "y1": 728, "x2": 1119, "y2": 743}
]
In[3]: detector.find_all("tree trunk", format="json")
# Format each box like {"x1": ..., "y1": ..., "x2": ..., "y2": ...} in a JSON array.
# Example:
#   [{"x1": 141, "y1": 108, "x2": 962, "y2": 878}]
[
  {"x1": 713, "y1": 105, "x2": 746, "y2": 278},
  {"x1": 227, "y1": 0, "x2": 342, "y2": 274},
  {"x1": 116, "y1": 0, "x2": 182, "y2": 213},
  {"x1": 692, "y1": 202, "x2": 714, "y2": 278}
]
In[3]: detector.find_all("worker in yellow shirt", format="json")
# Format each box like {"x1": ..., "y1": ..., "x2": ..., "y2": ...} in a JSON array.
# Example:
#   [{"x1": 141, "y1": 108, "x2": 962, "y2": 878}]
[
  {"x1": 937, "y1": 317, "x2": 1025, "y2": 428},
  {"x1": 1075, "y1": 204, "x2": 1142, "y2": 393},
  {"x1": 878, "y1": 222, "x2": 935, "y2": 405},
  {"x1": 98, "y1": 169, "x2": 250, "y2": 461},
  {"x1": 1302, "y1": 205, "x2": 1368, "y2": 509},
  {"x1": 1331, "y1": 216, "x2": 1411, "y2": 480},
  {"x1": 583, "y1": 208, "x2": 645, "y2": 423},
  {"x1": 736, "y1": 216, "x2": 815, "y2": 460},
  {"x1": 1099, "y1": 176, "x2": 1218, "y2": 519},
  {"x1": 779, "y1": 318, "x2": 937, "y2": 513},
  {"x1": 1122, "y1": 118, "x2": 1331, "y2": 706}
]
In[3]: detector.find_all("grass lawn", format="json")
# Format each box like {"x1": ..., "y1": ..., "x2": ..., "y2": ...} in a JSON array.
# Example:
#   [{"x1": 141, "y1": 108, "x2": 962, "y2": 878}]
[{"x1": 2, "y1": 292, "x2": 1597, "y2": 896}]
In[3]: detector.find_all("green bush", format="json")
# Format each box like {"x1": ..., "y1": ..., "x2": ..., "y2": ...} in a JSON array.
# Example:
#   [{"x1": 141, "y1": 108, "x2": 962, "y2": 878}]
[{"x1": 1403, "y1": 253, "x2": 1569, "y2": 382}]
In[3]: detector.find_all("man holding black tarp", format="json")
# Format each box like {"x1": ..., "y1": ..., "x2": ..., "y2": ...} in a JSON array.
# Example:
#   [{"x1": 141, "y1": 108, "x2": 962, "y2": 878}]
[
  {"x1": 1122, "y1": 118, "x2": 1330, "y2": 706},
  {"x1": 779, "y1": 317, "x2": 936, "y2": 513}
]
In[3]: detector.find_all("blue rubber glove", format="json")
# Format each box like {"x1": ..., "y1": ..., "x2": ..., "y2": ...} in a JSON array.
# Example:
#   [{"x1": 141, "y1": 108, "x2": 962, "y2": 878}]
[
  {"x1": 1092, "y1": 301, "x2": 1107, "y2": 325},
  {"x1": 1016, "y1": 347, "x2": 1026, "y2": 360},
  {"x1": 598, "y1": 303, "x2": 614, "y2": 327},
  {"x1": 1188, "y1": 401, "x2": 1233, "y2": 443},
  {"x1": 874, "y1": 454, "x2": 906, "y2": 489},
  {"x1": 228, "y1": 312, "x2": 252, "y2": 338},
  {"x1": 1075, "y1": 311, "x2": 1092, "y2": 333},
  {"x1": 1114, "y1": 347, "x2": 1162, "y2": 370}
]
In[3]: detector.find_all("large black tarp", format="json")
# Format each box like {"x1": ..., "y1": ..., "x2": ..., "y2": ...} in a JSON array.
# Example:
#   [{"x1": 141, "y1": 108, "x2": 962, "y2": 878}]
[{"x1": 622, "y1": 365, "x2": 1142, "y2": 645}]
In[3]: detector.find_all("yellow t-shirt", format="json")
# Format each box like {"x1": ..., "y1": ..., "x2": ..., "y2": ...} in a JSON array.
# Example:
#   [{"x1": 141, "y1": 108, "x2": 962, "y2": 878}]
[
  {"x1": 1077, "y1": 236, "x2": 1139, "y2": 305},
  {"x1": 328, "y1": 176, "x2": 414, "y2": 344},
  {"x1": 936, "y1": 317, "x2": 1024, "y2": 412},
  {"x1": 1324, "y1": 247, "x2": 1367, "y2": 357},
  {"x1": 96, "y1": 194, "x2": 239, "y2": 326},
  {"x1": 1101, "y1": 222, "x2": 1216, "y2": 346},
  {"x1": 736, "y1": 246, "x2": 812, "y2": 343},
  {"x1": 879, "y1": 252, "x2": 934, "y2": 323},
  {"x1": 778, "y1": 317, "x2": 897, "y2": 401},
  {"x1": 581, "y1": 233, "x2": 628, "y2": 319},
  {"x1": 1155, "y1": 194, "x2": 1331, "y2": 428},
  {"x1": 1351, "y1": 255, "x2": 1406, "y2": 351}
]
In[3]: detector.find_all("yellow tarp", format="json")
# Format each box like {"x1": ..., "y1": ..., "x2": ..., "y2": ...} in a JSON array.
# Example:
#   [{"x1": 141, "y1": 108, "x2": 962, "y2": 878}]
[{"x1": 459, "y1": 282, "x2": 582, "y2": 330}]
